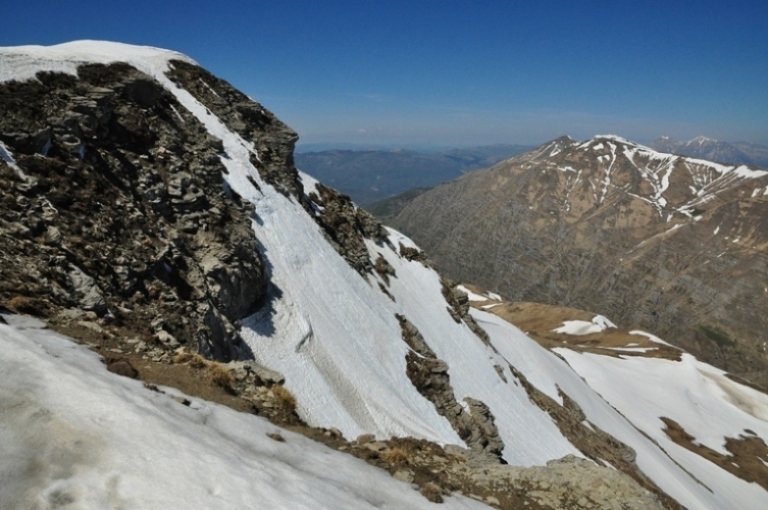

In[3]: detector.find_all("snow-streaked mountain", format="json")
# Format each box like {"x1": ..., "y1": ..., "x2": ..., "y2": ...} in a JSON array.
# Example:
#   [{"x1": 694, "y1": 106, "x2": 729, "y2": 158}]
[
  {"x1": 2, "y1": 42, "x2": 768, "y2": 509},
  {"x1": 392, "y1": 134, "x2": 768, "y2": 388},
  {"x1": 650, "y1": 135, "x2": 768, "y2": 168}
]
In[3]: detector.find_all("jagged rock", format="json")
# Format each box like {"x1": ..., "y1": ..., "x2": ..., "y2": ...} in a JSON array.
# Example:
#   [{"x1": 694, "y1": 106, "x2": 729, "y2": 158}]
[
  {"x1": 106, "y1": 358, "x2": 139, "y2": 379},
  {"x1": 374, "y1": 254, "x2": 396, "y2": 285},
  {"x1": 228, "y1": 360, "x2": 285, "y2": 387},
  {"x1": 397, "y1": 313, "x2": 505, "y2": 462},
  {"x1": 67, "y1": 264, "x2": 107, "y2": 313},
  {"x1": 305, "y1": 183, "x2": 377, "y2": 275},
  {"x1": 0, "y1": 60, "x2": 278, "y2": 362},
  {"x1": 43, "y1": 225, "x2": 62, "y2": 245},
  {"x1": 398, "y1": 242, "x2": 428, "y2": 263}
]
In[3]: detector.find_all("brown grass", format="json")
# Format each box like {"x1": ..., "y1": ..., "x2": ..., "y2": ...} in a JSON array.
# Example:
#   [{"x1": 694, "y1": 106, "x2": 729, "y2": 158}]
[
  {"x1": 173, "y1": 350, "x2": 233, "y2": 389},
  {"x1": 173, "y1": 351, "x2": 208, "y2": 369},
  {"x1": 271, "y1": 385, "x2": 297, "y2": 411},
  {"x1": 382, "y1": 447, "x2": 410, "y2": 465},
  {"x1": 480, "y1": 301, "x2": 682, "y2": 361},
  {"x1": 206, "y1": 362, "x2": 234, "y2": 389},
  {"x1": 662, "y1": 417, "x2": 768, "y2": 491},
  {"x1": 7, "y1": 295, "x2": 46, "y2": 316}
]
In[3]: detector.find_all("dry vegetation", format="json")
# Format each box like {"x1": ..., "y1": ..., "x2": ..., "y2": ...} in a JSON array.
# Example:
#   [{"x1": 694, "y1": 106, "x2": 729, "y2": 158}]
[
  {"x1": 474, "y1": 299, "x2": 683, "y2": 361},
  {"x1": 382, "y1": 447, "x2": 410, "y2": 466},
  {"x1": 661, "y1": 417, "x2": 768, "y2": 491},
  {"x1": 174, "y1": 350, "x2": 234, "y2": 389},
  {"x1": 269, "y1": 384, "x2": 297, "y2": 411}
]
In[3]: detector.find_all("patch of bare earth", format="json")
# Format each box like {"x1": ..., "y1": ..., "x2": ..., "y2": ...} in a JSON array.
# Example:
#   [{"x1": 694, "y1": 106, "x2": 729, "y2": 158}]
[
  {"x1": 661, "y1": 417, "x2": 768, "y2": 491},
  {"x1": 476, "y1": 300, "x2": 683, "y2": 361}
]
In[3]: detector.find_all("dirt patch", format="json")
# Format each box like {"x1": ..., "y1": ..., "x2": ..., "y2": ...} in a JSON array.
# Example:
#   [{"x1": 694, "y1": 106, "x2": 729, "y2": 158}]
[
  {"x1": 480, "y1": 301, "x2": 683, "y2": 361},
  {"x1": 662, "y1": 417, "x2": 768, "y2": 491}
]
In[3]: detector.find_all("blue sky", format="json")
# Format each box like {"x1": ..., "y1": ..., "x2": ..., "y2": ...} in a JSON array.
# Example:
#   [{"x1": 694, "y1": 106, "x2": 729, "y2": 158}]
[{"x1": 3, "y1": 1, "x2": 767, "y2": 148}]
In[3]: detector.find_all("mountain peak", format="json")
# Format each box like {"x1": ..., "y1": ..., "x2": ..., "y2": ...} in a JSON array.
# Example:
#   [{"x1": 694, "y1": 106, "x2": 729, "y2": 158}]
[{"x1": 0, "y1": 40, "x2": 196, "y2": 84}]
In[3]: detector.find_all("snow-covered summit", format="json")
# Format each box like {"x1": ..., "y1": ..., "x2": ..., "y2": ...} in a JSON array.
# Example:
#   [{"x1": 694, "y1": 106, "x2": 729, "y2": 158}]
[{"x1": 0, "y1": 40, "x2": 197, "y2": 85}]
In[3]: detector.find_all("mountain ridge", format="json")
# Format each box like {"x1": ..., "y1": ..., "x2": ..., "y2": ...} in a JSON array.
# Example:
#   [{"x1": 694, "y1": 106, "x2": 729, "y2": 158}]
[
  {"x1": 392, "y1": 134, "x2": 768, "y2": 386},
  {"x1": 2, "y1": 41, "x2": 768, "y2": 509},
  {"x1": 650, "y1": 135, "x2": 768, "y2": 167}
]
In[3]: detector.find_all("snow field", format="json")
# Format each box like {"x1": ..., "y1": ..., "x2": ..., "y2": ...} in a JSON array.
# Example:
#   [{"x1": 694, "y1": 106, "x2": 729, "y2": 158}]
[{"x1": 0, "y1": 320, "x2": 491, "y2": 510}]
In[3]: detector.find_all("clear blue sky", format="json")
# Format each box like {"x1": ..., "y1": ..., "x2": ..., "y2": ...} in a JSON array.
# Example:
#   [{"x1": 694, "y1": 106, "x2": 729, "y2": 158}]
[{"x1": 3, "y1": 1, "x2": 767, "y2": 148}]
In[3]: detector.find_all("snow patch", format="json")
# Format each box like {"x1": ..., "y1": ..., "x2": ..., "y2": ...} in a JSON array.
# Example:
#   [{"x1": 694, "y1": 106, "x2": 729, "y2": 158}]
[{"x1": 553, "y1": 315, "x2": 617, "y2": 336}]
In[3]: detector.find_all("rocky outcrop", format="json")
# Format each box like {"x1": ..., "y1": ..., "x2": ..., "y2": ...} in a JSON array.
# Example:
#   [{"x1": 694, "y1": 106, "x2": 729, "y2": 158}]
[
  {"x1": 442, "y1": 278, "x2": 492, "y2": 346},
  {"x1": 165, "y1": 60, "x2": 302, "y2": 199},
  {"x1": 304, "y1": 182, "x2": 388, "y2": 274},
  {"x1": 0, "y1": 62, "x2": 273, "y2": 360},
  {"x1": 396, "y1": 313, "x2": 504, "y2": 462}
]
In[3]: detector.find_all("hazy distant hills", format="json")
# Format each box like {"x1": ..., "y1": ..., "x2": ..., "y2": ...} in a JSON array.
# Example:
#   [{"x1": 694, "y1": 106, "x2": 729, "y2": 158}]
[
  {"x1": 295, "y1": 144, "x2": 533, "y2": 206},
  {"x1": 650, "y1": 136, "x2": 768, "y2": 167}
]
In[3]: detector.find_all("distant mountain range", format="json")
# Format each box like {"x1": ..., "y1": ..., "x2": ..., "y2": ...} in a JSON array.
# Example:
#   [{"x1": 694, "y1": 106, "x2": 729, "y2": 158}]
[
  {"x1": 650, "y1": 136, "x2": 768, "y2": 167},
  {"x1": 295, "y1": 144, "x2": 533, "y2": 206},
  {"x1": 391, "y1": 135, "x2": 768, "y2": 387}
]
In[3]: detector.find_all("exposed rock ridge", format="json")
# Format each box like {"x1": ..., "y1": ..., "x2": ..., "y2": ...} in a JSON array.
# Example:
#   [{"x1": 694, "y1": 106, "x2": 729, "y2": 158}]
[
  {"x1": 304, "y1": 182, "x2": 389, "y2": 275},
  {"x1": 163, "y1": 60, "x2": 392, "y2": 277},
  {"x1": 0, "y1": 62, "x2": 269, "y2": 360},
  {"x1": 442, "y1": 278, "x2": 492, "y2": 346},
  {"x1": 165, "y1": 60, "x2": 302, "y2": 198},
  {"x1": 395, "y1": 313, "x2": 505, "y2": 463}
]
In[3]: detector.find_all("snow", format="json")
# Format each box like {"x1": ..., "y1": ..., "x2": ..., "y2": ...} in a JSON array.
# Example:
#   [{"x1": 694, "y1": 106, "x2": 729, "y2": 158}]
[
  {"x1": 552, "y1": 315, "x2": 616, "y2": 336},
  {"x1": 0, "y1": 139, "x2": 27, "y2": 178},
  {"x1": 733, "y1": 164, "x2": 768, "y2": 179},
  {"x1": 298, "y1": 171, "x2": 322, "y2": 196},
  {"x1": 474, "y1": 308, "x2": 768, "y2": 509},
  {"x1": 456, "y1": 284, "x2": 498, "y2": 302},
  {"x1": 0, "y1": 319, "x2": 489, "y2": 510},
  {"x1": 96, "y1": 36, "x2": 581, "y2": 465},
  {"x1": 0, "y1": 40, "x2": 196, "y2": 84},
  {"x1": 556, "y1": 349, "x2": 768, "y2": 509},
  {"x1": 153, "y1": 62, "x2": 463, "y2": 444},
  {"x1": 629, "y1": 330, "x2": 674, "y2": 347},
  {"x1": 593, "y1": 134, "x2": 654, "y2": 151},
  {"x1": 370, "y1": 235, "x2": 583, "y2": 465}
]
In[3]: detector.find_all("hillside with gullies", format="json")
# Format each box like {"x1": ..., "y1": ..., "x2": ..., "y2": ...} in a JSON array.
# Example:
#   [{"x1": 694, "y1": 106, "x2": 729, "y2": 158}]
[
  {"x1": 392, "y1": 135, "x2": 768, "y2": 387},
  {"x1": 2, "y1": 42, "x2": 768, "y2": 510}
]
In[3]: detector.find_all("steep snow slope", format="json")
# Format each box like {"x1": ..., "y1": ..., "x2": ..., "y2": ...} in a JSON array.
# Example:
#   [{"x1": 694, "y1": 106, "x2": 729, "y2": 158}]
[
  {"x1": 557, "y1": 348, "x2": 768, "y2": 509},
  {"x1": 0, "y1": 317, "x2": 489, "y2": 510},
  {"x1": 0, "y1": 40, "x2": 582, "y2": 464},
  {"x1": 473, "y1": 308, "x2": 768, "y2": 510}
]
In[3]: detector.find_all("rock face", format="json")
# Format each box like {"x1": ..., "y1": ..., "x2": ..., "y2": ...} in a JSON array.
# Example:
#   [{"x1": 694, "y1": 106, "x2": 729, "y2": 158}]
[
  {"x1": 0, "y1": 61, "x2": 273, "y2": 360},
  {"x1": 396, "y1": 313, "x2": 504, "y2": 462},
  {"x1": 0, "y1": 51, "x2": 396, "y2": 361},
  {"x1": 393, "y1": 135, "x2": 768, "y2": 385}
]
